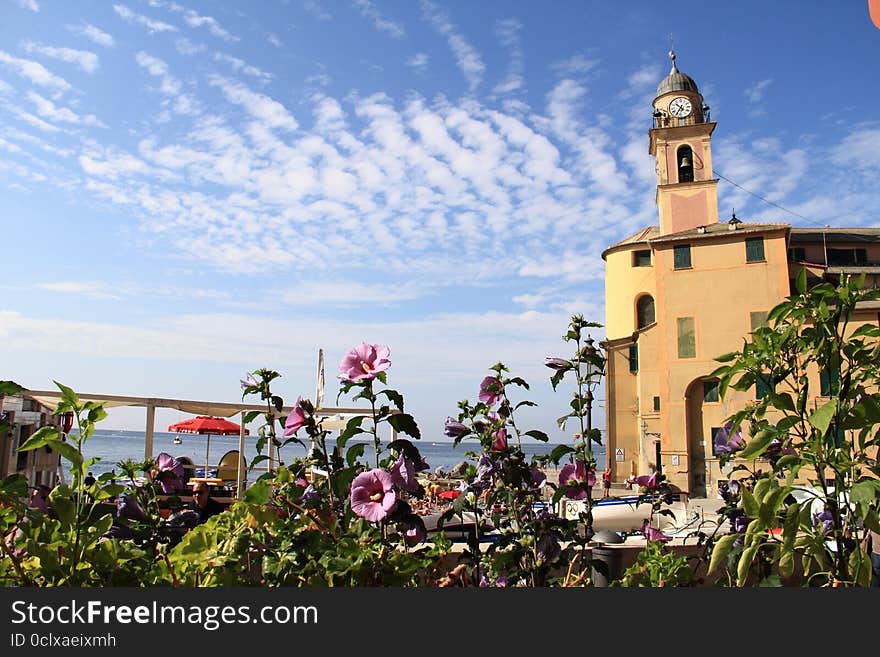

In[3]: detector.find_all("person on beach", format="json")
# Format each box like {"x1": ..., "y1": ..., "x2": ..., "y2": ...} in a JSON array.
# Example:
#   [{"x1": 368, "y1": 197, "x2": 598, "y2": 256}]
[
  {"x1": 188, "y1": 483, "x2": 224, "y2": 524},
  {"x1": 602, "y1": 467, "x2": 612, "y2": 498}
]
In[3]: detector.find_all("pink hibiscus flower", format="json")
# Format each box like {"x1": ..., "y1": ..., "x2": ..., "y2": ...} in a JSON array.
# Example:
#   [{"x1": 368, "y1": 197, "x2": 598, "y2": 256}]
[
  {"x1": 478, "y1": 376, "x2": 503, "y2": 406},
  {"x1": 350, "y1": 469, "x2": 396, "y2": 522},
  {"x1": 641, "y1": 520, "x2": 671, "y2": 542},
  {"x1": 558, "y1": 461, "x2": 596, "y2": 500},
  {"x1": 284, "y1": 396, "x2": 307, "y2": 436},
  {"x1": 338, "y1": 343, "x2": 392, "y2": 383}
]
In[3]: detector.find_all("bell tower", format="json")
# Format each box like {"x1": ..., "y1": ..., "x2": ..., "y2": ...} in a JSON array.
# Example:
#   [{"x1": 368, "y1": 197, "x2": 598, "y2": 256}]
[{"x1": 649, "y1": 51, "x2": 720, "y2": 235}]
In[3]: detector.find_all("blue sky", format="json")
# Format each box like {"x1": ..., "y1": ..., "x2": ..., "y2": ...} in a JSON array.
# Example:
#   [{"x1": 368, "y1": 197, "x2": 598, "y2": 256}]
[{"x1": 2, "y1": 1, "x2": 879, "y2": 441}]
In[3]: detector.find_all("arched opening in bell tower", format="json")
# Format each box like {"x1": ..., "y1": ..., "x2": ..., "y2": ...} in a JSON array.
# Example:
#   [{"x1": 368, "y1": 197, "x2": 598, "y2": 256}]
[{"x1": 677, "y1": 145, "x2": 694, "y2": 183}]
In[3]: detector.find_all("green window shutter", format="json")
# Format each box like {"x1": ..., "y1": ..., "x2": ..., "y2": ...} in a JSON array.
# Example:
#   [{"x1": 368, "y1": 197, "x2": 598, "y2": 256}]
[
  {"x1": 820, "y1": 368, "x2": 839, "y2": 397},
  {"x1": 674, "y1": 244, "x2": 691, "y2": 269},
  {"x1": 703, "y1": 380, "x2": 719, "y2": 402},
  {"x1": 756, "y1": 373, "x2": 772, "y2": 400},
  {"x1": 653, "y1": 396, "x2": 661, "y2": 412},
  {"x1": 628, "y1": 345, "x2": 639, "y2": 373},
  {"x1": 746, "y1": 237, "x2": 765, "y2": 262},
  {"x1": 750, "y1": 311, "x2": 769, "y2": 332},
  {"x1": 677, "y1": 317, "x2": 695, "y2": 358}
]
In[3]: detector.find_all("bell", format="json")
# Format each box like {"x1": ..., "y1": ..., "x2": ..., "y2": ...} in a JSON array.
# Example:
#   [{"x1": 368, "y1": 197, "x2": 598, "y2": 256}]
[{"x1": 680, "y1": 155, "x2": 692, "y2": 168}]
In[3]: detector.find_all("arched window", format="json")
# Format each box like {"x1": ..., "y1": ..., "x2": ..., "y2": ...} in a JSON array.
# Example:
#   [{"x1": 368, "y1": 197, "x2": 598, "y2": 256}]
[
  {"x1": 677, "y1": 145, "x2": 694, "y2": 183},
  {"x1": 637, "y1": 295, "x2": 655, "y2": 329}
]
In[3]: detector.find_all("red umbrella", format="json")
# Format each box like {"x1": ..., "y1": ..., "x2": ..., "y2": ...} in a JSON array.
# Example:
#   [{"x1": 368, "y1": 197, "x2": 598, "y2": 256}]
[
  {"x1": 167, "y1": 416, "x2": 249, "y2": 478},
  {"x1": 438, "y1": 489, "x2": 461, "y2": 501}
]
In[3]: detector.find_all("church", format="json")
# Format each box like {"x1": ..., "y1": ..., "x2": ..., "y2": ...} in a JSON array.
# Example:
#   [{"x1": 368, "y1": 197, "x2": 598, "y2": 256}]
[{"x1": 601, "y1": 51, "x2": 880, "y2": 498}]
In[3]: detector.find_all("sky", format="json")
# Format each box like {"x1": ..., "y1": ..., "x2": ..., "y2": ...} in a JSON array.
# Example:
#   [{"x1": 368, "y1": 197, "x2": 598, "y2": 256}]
[{"x1": 2, "y1": 1, "x2": 880, "y2": 442}]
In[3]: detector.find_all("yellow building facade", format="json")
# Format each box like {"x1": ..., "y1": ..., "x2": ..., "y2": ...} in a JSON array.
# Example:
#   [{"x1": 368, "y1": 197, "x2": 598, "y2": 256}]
[{"x1": 602, "y1": 52, "x2": 880, "y2": 497}]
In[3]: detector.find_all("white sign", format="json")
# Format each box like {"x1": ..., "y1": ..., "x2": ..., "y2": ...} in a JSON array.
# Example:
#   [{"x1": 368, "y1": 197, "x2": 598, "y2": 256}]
[
  {"x1": 671, "y1": 454, "x2": 680, "y2": 466},
  {"x1": 614, "y1": 448, "x2": 625, "y2": 462}
]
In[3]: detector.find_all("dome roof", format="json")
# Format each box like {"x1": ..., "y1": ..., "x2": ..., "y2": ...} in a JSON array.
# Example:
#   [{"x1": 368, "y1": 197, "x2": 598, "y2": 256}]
[{"x1": 655, "y1": 51, "x2": 699, "y2": 97}]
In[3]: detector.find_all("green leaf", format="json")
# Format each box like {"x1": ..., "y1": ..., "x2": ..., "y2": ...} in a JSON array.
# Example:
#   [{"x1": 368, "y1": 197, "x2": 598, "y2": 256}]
[
  {"x1": 514, "y1": 400, "x2": 537, "y2": 411},
  {"x1": 795, "y1": 267, "x2": 807, "y2": 294},
  {"x1": 45, "y1": 439, "x2": 83, "y2": 467},
  {"x1": 17, "y1": 425, "x2": 58, "y2": 451},
  {"x1": 387, "y1": 413, "x2": 421, "y2": 440},
  {"x1": 49, "y1": 485, "x2": 75, "y2": 524},
  {"x1": 243, "y1": 479, "x2": 271, "y2": 504},
  {"x1": 737, "y1": 545, "x2": 759, "y2": 586},
  {"x1": 377, "y1": 389, "x2": 405, "y2": 412},
  {"x1": 0, "y1": 381, "x2": 24, "y2": 395},
  {"x1": 549, "y1": 444, "x2": 574, "y2": 463},
  {"x1": 242, "y1": 410, "x2": 261, "y2": 424},
  {"x1": 708, "y1": 533, "x2": 738, "y2": 575},
  {"x1": 550, "y1": 369, "x2": 565, "y2": 392},
  {"x1": 338, "y1": 416, "x2": 366, "y2": 443},
  {"x1": 808, "y1": 399, "x2": 837, "y2": 435},
  {"x1": 556, "y1": 414, "x2": 570, "y2": 430},
  {"x1": 523, "y1": 430, "x2": 549, "y2": 443},
  {"x1": 346, "y1": 443, "x2": 365, "y2": 466},
  {"x1": 738, "y1": 429, "x2": 776, "y2": 460},
  {"x1": 742, "y1": 489, "x2": 759, "y2": 518},
  {"x1": 54, "y1": 381, "x2": 80, "y2": 407},
  {"x1": 850, "y1": 479, "x2": 880, "y2": 505}
]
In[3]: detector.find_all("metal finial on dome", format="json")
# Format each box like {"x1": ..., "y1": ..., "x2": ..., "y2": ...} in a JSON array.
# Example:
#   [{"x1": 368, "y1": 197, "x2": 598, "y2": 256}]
[{"x1": 668, "y1": 49, "x2": 678, "y2": 74}]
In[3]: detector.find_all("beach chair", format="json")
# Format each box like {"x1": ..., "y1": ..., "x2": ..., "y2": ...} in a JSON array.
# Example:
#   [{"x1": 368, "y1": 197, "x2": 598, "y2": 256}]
[{"x1": 216, "y1": 449, "x2": 247, "y2": 495}]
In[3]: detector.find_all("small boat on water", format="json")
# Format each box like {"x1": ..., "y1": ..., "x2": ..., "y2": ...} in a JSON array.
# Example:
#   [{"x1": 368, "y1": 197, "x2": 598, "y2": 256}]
[{"x1": 173, "y1": 436, "x2": 182, "y2": 445}]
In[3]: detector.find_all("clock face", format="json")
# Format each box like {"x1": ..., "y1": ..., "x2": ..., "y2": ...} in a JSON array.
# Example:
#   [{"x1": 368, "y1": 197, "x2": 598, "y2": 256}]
[{"x1": 668, "y1": 97, "x2": 693, "y2": 118}]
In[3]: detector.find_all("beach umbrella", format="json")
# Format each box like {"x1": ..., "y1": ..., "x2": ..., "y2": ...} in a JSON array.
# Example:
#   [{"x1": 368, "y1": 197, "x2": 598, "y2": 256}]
[
  {"x1": 167, "y1": 416, "x2": 248, "y2": 479},
  {"x1": 438, "y1": 489, "x2": 461, "y2": 501}
]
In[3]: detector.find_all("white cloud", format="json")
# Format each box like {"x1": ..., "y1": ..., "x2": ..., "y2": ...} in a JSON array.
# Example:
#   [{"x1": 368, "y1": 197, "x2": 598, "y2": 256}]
[
  {"x1": 353, "y1": 0, "x2": 405, "y2": 39},
  {"x1": 13, "y1": 0, "x2": 39, "y2": 12},
  {"x1": 745, "y1": 78, "x2": 773, "y2": 117},
  {"x1": 135, "y1": 51, "x2": 181, "y2": 96},
  {"x1": 113, "y1": 4, "x2": 178, "y2": 34},
  {"x1": 36, "y1": 281, "x2": 122, "y2": 300},
  {"x1": 208, "y1": 75, "x2": 298, "y2": 132},
  {"x1": 21, "y1": 41, "x2": 99, "y2": 74},
  {"x1": 67, "y1": 23, "x2": 115, "y2": 47},
  {"x1": 267, "y1": 33, "x2": 282, "y2": 48},
  {"x1": 0, "y1": 50, "x2": 71, "y2": 93},
  {"x1": 406, "y1": 53, "x2": 429, "y2": 74},
  {"x1": 303, "y1": 1, "x2": 332, "y2": 21},
  {"x1": 214, "y1": 53, "x2": 272, "y2": 83},
  {"x1": 174, "y1": 38, "x2": 205, "y2": 56},
  {"x1": 421, "y1": 0, "x2": 484, "y2": 92},
  {"x1": 551, "y1": 55, "x2": 598, "y2": 78},
  {"x1": 493, "y1": 18, "x2": 524, "y2": 96},
  {"x1": 27, "y1": 91, "x2": 105, "y2": 127}
]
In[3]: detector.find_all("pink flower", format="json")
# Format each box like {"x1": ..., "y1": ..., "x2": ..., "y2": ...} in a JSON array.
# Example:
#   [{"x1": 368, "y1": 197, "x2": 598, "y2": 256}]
[
  {"x1": 403, "y1": 522, "x2": 426, "y2": 547},
  {"x1": 632, "y1": 472, "x2": 659, "y2": 490},
  {"x1": 338, "y1": 343, "x2": 391, "y2": 383},
  {"x1": 490, "y1": 426, "x2": 508, "y2": 451},
  {"x1": 390, "y1": 453, "x2": 420, "y2": 493},
  {"x1": 558, "y1": 461, "x2": 596, "y2": 500},
  {"x1": 284, "y1": 396, "x2": 307, "y2": 436},
  {"x1": 154, "y1": 452, "x2": 184, "y2": 493},
  {"x1": 350, "y1": 469, "x2": 396, "y2": 522},
  {"x1": 641, "y1": 520, "x2": 671, "y2": 542},
  {"x1": 478, "y1": 376, "x2": 503, "y2": 406}
]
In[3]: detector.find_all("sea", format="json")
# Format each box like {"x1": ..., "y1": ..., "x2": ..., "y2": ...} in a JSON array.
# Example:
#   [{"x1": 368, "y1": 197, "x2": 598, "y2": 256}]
[{"x1": 74, "y1": 429, "x2": 606, "y2": 480}]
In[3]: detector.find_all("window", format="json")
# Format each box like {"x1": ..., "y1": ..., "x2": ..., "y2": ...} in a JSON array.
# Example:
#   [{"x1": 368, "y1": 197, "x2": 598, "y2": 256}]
[
  {"x1": 637, "y1": 295, "x2": 655, "y2": 329},
  {"x1": 628, "y1": 345, "x2": 639, "y2": 373},
  {"x1": 750, "y1": 311, "x2": 769, "y2": 332},
  {"x1": 827, "y1": 248, "x2": 867, "y2": 266},
  {"x1": 677, "y1": 145, "x2": 694, "y2": 183},
  {"x1": 756, "y1": 373, "x2": 773, "y2": 400},
  {"x1": 710, "y1": 427, "x2": 727, "y2": 457},
  {"x1": 677, "y1": 317, "x2": 695, "y2": 358},
  {"x1": 820, "y1": 368, "x2": 840, "y2": 397},
  {"x1": 788, "y1": 247, "x2": 805, "y2": 262},
  {"x1": 746, "y1": 237, "x2": 765, "y2": 262},
  {"x1": 633, "y1": 250, "x2": 652, "y2": 267},
  {"x1": 673, "y1": 244, "x2": 692, "y2": 269},
  {"x1": 703, "y1": 380, "x2": 719, "y2": 403},
  {"x1": 653, "y1": 396, "x2": 661, "y2": 412}
]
